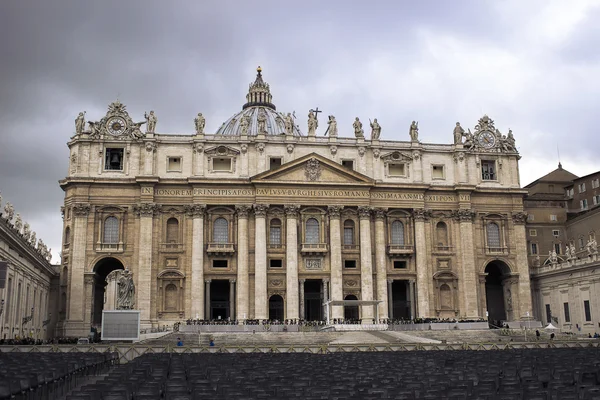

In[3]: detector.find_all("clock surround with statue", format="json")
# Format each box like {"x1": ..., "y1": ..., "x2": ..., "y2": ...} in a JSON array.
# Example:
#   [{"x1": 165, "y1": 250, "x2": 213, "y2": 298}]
[
  {"x1": 74, "y1": 100, "x2": 147, "y2": 140},
  {"x1": 462, "y1": 115, "x2": 517, "y2": 153}
]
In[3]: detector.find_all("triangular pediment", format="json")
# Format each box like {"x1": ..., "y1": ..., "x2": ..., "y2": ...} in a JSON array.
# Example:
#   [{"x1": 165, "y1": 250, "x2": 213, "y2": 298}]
[{"x1": 251, "y1": 153, "x2": 374, "y2": 185}]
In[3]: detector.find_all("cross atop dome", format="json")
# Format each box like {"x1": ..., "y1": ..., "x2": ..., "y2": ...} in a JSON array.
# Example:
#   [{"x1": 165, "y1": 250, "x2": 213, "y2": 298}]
[{"x1": 243, "y1": 66, "x2": 276, "y2": 110}]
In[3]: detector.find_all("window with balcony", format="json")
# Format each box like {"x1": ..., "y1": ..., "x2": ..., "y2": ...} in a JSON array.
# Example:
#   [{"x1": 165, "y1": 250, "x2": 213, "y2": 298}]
[
  {"x1": 305, "y1": 218, "x2": 319, "y2": 244},
  {"x1": 103, "y1": 217, "x2": 119, "y2": 244},
  {"x1": 435, "y1": 222, "x2": 449, "y2": 249},
  {"x1": 213, "y1": 218, "x2": 228, "y2": 243},
  {"x1": 343, "y1": 219, "x2": 355, "y2": 246},
  {"x1": 269, "y1": 218, "x2": 282, "y2": 247},
  {"x1": 391, "y1": 220, "x2": 405, "y2": 245},
  {"x1": 481, "y1": 161, "x2": 496, "y2": 180}
]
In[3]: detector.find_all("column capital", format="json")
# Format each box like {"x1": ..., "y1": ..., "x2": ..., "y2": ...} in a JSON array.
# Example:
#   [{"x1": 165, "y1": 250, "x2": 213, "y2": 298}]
[
  {"x1": 374, "y1": 208, "x2": 387, "y2": 220},
  {"x1": 299, "y1": 279, "x2": 306, "y2": 284},
  {"x1": 184, "y1": 204, "x2": 206, "y2": 218},
  {"x1": 253, "y1": 204, "x2": 269, "y2": 217},
  {"x1": 412, "y1": 208, "x2": 431, "y2": 221},
  {"x1": 72, "y1": 203, "x2": 91, "y2": 217},
  {"x1": 387, "y1": 278, "x2": 394, "y2": 284},
  {"x1": 357, "y1": 206, "x2": 373, "y2": 219},
  {"x1": 323, "y1": 278, "x2": 330, "y2": 284},
  {"x1": 134, "y1": 202, "x2": 162, "y2": 216},
  {"x1": 511, "y1": 212, "x2": 528, "y2": 224},
  {"x1": 452, "y1": 209, "x2": 476, "y2": 222},
  {"x1": 205, "y1": 279, "x2": 212, "y2": 284},
  {"x1": 327, "y1": 205, "x2": 343, "y2": 219},
  {"x1": 235, "y1": 204, "x2": 252, "y2": 218},
  {"x1": 229, "y1": 278, "x2": 236, "y2": 283},
  {"x1": 284, "y1": 204, "x2": 300, "y2": 218}
]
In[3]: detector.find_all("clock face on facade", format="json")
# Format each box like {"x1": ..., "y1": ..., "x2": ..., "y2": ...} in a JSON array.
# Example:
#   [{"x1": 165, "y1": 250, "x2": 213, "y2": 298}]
[
  {"x1": 106, "y1": 117, "x2": 127, "y2": 136},
  {"x1": 478, "y1": 131, "x2": 496, "y2": 148}
]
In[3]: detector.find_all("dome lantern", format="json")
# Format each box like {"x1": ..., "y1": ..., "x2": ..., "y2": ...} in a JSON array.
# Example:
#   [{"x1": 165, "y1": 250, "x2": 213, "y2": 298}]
[{"x1": 243, "y1": 66, "x2": 276, "y2": 110}]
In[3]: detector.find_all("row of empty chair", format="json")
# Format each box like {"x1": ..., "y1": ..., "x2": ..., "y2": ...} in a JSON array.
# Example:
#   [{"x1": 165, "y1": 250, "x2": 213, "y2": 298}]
[{"x1": 66, "y1": 347, "x2": 600, "y2": 399}]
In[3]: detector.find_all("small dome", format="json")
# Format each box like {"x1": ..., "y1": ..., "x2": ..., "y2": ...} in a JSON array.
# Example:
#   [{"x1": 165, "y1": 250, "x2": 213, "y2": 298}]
[{"x1": 216, "y1": 67, "x2": 304, "y2": 136}]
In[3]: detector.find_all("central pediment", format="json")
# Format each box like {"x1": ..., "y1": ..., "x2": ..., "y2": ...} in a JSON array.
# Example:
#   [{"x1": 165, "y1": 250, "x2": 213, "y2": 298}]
[{"x1": 251, "y1": 153, "x2": 374, "y2": 185}]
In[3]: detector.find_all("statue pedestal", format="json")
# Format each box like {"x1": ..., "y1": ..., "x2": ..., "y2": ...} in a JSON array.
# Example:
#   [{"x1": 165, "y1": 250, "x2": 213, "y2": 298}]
[{"x1": 105, "y1": 270, "x2": 120, "y2": 311}]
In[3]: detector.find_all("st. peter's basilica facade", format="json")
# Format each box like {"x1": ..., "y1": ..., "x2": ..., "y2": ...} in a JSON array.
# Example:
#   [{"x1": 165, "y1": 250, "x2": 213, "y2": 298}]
[{"x1": 58, "y1": 68, "x2": 531, "y2": 336}]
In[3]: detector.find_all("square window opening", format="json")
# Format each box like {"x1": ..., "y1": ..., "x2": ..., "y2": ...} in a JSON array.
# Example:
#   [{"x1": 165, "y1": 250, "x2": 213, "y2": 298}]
[
  {"x1": 342, "y1": 160, "x2": 354, "y2": 170},
  {"x1": 553, "y1": 230, "x2": 560, "y2": 237},
  {"x1": 389, "y1": 163, "x2": 406, "y2": 177},
  {"x1": 393, "y1": 261, "x2": 407, "y2": 269},
  {"x1": 529, "y1": 229, "x2": 537, "y2": 236},
  {"x1": 344, "y1": 260, "x2": 356, "y2": 269},
  {"x1": 105, "y1": 148, "x2": 124, "y2": 171},
  {"x1": 550, "y1": 215, "x2": 557, "y2": 221},
  {"x1": 213, "y1": 158, "x2": 232, "y2": 172},
  {"x1": 167, "y1": 157, "x2": 182, "y2": 172},
  {"x1": 269, "y1": 259, "x2": 282, "y2": 268},
  {"x1": 213, "y1": 260, "x2": 228, "y2": 268},
  {"x1": 432, "y1": 165, "x2": 445, "y2": 179},
  {"x1": 269, "y1": 157, "x2": 282, "y2": 170},
  {"x1": 481, "y1": 160, "x2": 496, "y2": 180}
]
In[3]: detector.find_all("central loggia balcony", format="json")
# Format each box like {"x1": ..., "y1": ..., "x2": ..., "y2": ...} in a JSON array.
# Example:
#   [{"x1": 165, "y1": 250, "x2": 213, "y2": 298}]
[
  {"x1": 207, "y1": 242, "x2": 236, "y2": 255},
  {"x1": 387, "y1": 244, "x2": 414, "y2": 256},
  {"x1": 301, "y1": 243, "x2": 328, "y2": 255}
]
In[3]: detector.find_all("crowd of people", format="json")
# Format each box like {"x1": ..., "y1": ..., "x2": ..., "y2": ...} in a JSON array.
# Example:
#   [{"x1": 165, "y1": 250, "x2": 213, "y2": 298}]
[
  {"x1": 0, "y1": 337, "x2": 80, "y2": 345},
  {"x1": 182, "y1": 317, "x2": 488, "y2": 326}
]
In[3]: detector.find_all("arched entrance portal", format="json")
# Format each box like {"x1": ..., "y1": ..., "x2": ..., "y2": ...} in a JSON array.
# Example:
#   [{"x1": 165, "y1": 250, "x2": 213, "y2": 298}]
[
  {"x1": 268, "y1": 295, "x2": 284, "y2": 321},
  {"x1": 484, "y1": 260, "x2": 512, "y2": 326},
  {"x1": 92, "y1": 257, "x2": 124, "y2": 326},
  {"x1": 344, "y1": 294, "x2": 359, "y2": 321}
]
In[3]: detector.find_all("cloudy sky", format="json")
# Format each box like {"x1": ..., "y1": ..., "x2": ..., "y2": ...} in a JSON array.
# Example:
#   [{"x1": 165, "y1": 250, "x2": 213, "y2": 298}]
[{"x1": 1, "y1": 0, "x2": 599, "y2": 263}]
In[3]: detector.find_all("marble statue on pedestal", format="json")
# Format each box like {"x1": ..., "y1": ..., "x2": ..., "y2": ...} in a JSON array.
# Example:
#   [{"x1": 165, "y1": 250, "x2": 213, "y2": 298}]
[
  {"x1": 145, "y1": 111, "x2": 157, "y2": 133},
  {"x1": 587, "y1": 238, "x2": 598, "y2": 255},
  {"x1": 23, "y1": 222, "x2": 31, "y2": 241},
  {"x1": 565, "y1": 245, "x2": 571, "y2": 261},
  {"x1": 239, "y1": 115, "x2": 250, "y2": 135},
  {"x1": 325, "y1": 115, "x2": 338, "y2": 137},
  {"x1": 14, "y1": 213, "x2": 22, "y2": 233},
  {"x1": 370, "y1": 119, "x2": 381, "y2": 140},
  {"x1": 117, "y1": 269, "x2": 136, "y2": 310},
  {"x1": 570, "y1": 243, "x2": 576, "y2": 259},
  {"x1": 3, "y1": 202, "x2": 14, "y2": 222},
  {"x1": 409, "y1": 121, "x2": 419, "y2": 142},
  {"x1": 307, "y1": 110, "x2": 318, "y2": 136},
  {"x1": 453, "y1": 122, "x2": 465, "y2": 144},
  {"x1": 353, "y1": 117, "x2": 364, "y2": 138},
  {"x1": 75, "y1": 112, "x2": 86, "y2": 134},
  {"x1": 257, "y1": 109, "x2": 267, "y2": 134},
  {"x1": 194, "y1": 113, "x2": 205, "y2": 134},
  {"x1": 284, "y1": 113, "x2": 294, "y2": 135},
  {"x1": 30, "y1": 231, "x2": 36, "y2": 247}
]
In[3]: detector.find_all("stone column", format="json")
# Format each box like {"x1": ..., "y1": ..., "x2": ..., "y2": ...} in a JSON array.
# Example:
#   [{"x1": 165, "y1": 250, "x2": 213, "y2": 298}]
[
  {"x1": 413, "y1": 209, "x2": 431, "y2": 318},
  {"x1": 104, "y1": 270, "x2": 120, "y2": 311},
  {"x1": 328, "y1": 206, "x2": 343, "y2": 320},
  {"x1": 358, "y1": 206, "x2": 374, "y2": 324},
  {"x1": 67, "y1": 203, "x2": 90, "y2": 336},
  {"x1": 299, "y1": 279, "x2": 305, "y2": 320},
  {"x1": 235, "y1": 205, "x2": 251, "y2": 322},
  {"x1": 83, "y1": 273, "x2": 95, "y2": 328},
  {"x1": 229, "y1": 279, "x2": 236, "y2": 320},
  {"x1": 135, "y1": 202, "x2": 160, "y2": 328},
  {"x1": 285, "y1": 205, "x2": 300, "y2": 321},
  {"x1": 387, "y1": 279, "x2": 394, "y2": 320},
  {"x1": 254, "y1": 204, "x2": 269, "y2": 321},
  {"x1": 186, "y1": 204, "x2": 206, "y2": 319},
  {"x1": 322, "y1": 278, "x2": 329, "y2": 322},
  {"x1": 478, "y1": 274, "x2": 488, "y2": 319},
  {"x1": 410, "y1": 279, "x2": 417, "y2": 319},
  {"x1": 512, "y1": 212, "x2": 533, "y2": 318},
  {"x1": 205, "y1": 280, "x2": 211, "y2": 320},
  {"x1": 374, "y1": 208, "x2": 388, "y2": 320},
  {"x1": 455, "y1": 209, "x2": 479, "y2": 318}
]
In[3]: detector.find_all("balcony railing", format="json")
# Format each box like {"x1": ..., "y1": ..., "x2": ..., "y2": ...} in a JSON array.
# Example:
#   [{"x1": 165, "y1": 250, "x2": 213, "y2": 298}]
[
  {"x1": 268, "y1": 243, "x2": 285, "y2": 251},
  {"x1": 207, "y1": 243, "x2": 236, "y2": 254},
  {"x1": 433, "y1": 245, "x2": 453, "y2": 253},
  {"x1": 95, "y1": 243, "x2": 124, "y2": 253},
  {"x1": 387, "y1": 244, "x2": 414, "y2": 256},
  {"x1": 486, "y1": 246, "x2": 508, "y2": 255},
  {"x1": 160, "y1": 242, "x2": 184, "y2": 252},
  {"x1": 342, "y1": 244, "x2": 360, "y2": 251},
  {"x1": 301, "y1": 243, "x2": 328, "y2": 254}
]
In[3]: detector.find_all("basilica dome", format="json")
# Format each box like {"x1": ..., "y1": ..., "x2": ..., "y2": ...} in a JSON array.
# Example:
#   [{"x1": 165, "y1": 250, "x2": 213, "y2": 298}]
[{"x1": 216, "y1": 67, "x2": 303, "y2": 136}]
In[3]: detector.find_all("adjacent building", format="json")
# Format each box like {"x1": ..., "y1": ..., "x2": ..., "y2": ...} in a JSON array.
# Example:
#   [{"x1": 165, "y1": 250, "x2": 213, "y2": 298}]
[{"x1": 58, "y1": 68, "x2": 533, "y2": 337}]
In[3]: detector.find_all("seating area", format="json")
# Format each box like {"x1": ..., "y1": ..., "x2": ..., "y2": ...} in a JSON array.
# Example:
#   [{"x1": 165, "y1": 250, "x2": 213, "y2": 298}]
[
  {"x1": 0, "y1": 352, "x2": 117, "y2": 400},
  {"x1": 63, "y1": 348, "x2": 600, "y2": 399}
]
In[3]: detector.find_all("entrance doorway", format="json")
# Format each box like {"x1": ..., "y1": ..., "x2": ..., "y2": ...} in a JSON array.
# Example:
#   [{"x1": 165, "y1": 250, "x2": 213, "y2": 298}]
[
  {"x1": 210, "y1": 280, "x2": 230, "y2": 320},
  {"x1": 392, "y1": 280, "x2": 411, "y2": 319},
  {"x1": 344, "y1": 294, "x2": 359, "y2": 321},
  {"x1": 269, "y1": 295, "x2": 284, "y2": 321},
  {"x1": 485, "y1": 261, "x2": 510, "y2": 325},
  {"x1": 304, "y1": 280, "x2": 323, "y2": 321},
  {"x1": 92, "y1": 257, "x2": 124, "y2": 326}
]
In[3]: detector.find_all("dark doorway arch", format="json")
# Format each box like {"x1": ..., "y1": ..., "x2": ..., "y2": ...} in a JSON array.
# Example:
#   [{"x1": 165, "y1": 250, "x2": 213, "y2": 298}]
[
  {"x1": 344, "y1": 294, "x2": 359, "y2": 321},
  {"x1": 268, "y1": 295, "x2": 284, "y2": 321},
  {"x1": 484, "y1": 260, "x2": 511, "y2": 326},
  {"x1": 92, "y1": 257, "x2": 124, "y2": 326}
]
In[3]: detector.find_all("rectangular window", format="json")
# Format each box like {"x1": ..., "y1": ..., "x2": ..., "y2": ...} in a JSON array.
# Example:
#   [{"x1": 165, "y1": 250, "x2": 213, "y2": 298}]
[
  {"x1": 344, "y1": 260, "x2": 356, "y2": 269},
  {"x1": 432, "y1": 165, "x2": 445, "y2": 179},
  {"x1": 530, "y1": 243, "x2": 538, "y2": 255},
  {"x1": 269, "y1": 157, "x2": 282, "y2": 170},
  {"x1": 388, "y1": 163, "x2": 406, "y2": 177},
  {"x1": 553, "y1": 230, "x2": 560, "y2": 237},
  {"x1": 563, "y1": 302, "x2": 570, "y2": 323},
  {"x1": 545, "y1": 304, "x2": 552, "y2": 324},
  {"x1": 393, "y1": 261, "x2": 407, "y2": 269},
  {"x1": 584, "y1": 300, "x2": 592, "y2": 321},
  {"x1": 579, "y1": 183, "x2": 586, "y2": 193},
  {"x1": 341, "y1": 160, "x2": 354, "y2": 170},
  {"x1": 167, "y1": 157, "x2": 182, "y2": 172},
  {"x1": 529, "y1": 229, "x2": 537, "y2": 236},
  {"x1": 105, "y1": 148, "x2": 124, "y2": 171},
  {"x1": 269, "y1": 259, "x2": 282, "y2": 268},
  {"x1": 343, "y1": 227, "x2": 354, "y2": 245},
  {"x1": 554, "y1": 243, "x2": 561, "y2": 254},
  {"x1": 269, "y1": 226, "x2": 281, "y2": 245},
  {"x1": 213, "y1": 260, "x2": 228, "y2": 268},
  {"x1": 481, "y1": 161, "x2": 496, "y2": 180},
  {"x1": 550, "y1": 215, "x2": 557, "y2": 221},
  {"x1": 593, "y1": 195, "x2": 599, "y2": 206},
  {"x1": 213, "y1": 158, "x2": 232, "y2": 171},
  {"x1": 581, "y1": 199, "x2": 588, "y2": 210}
]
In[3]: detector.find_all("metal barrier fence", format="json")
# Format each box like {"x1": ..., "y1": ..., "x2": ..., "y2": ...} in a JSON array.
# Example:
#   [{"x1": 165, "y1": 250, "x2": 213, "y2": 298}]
[{"x1": 1, "y1": 341, "x2": 599, "y2": 364}]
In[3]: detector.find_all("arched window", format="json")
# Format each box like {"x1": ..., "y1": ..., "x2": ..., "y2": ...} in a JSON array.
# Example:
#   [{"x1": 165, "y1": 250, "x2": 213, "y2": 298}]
[
  {"x1": 103, "y1": 217, "x2": 119, "y2": 244},
  {"x1": 343, "y1": 220, "x2": 355, "y2": 245},
  {"x1": 165, "y1": 284, "x2": 177, "y2": 311},
  {"x1": 306, "y1": 218, "x2": 320, "y2": 244},
  {"x1": 486, "y1": 223, "x2": 501, "y2": 248},
  {"x1": 64, "y1": 227, "x2": 71, "y2": 245},
  {"x1": 213, "y1": 218, "x2": 229, "y2": 243},
  {"x1": 436, "y1": 222, "x2": 448, "y2": 247},
  {"x1": 440, "y1": 284, "x2": 452, "y2": 309},
  {"x1": 269, "y1": 218, "x2": 282, "y2": 245},
  {"x1": 391, "y1": 220, "x2": 405, "y2": 245},
  {"x1": 166, "y1": 218, "x2": 179, "y2": 243}
]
